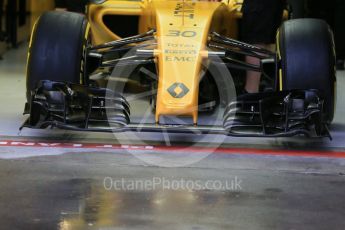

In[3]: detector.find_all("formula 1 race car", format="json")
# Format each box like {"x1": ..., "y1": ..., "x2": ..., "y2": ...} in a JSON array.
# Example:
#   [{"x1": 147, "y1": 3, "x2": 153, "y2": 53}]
[{"x1": 22, "y1": 0, "x2": 336, "y2": 139}]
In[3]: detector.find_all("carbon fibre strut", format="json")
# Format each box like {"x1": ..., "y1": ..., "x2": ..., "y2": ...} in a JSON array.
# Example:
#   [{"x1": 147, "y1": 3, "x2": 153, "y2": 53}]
[
  {"x1": 87, "y1": 30, "x2": 271, "y2": 71},
  {"x1": 89, "y1": 29, "x2": 156, "y2": 50},
  {"x1": 86, "y1": 30, "x2": 157, "y2": 70}
]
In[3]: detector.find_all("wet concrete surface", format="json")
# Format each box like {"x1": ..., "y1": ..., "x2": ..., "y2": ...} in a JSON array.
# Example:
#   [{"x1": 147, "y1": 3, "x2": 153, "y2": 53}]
[{"x1": 0, "y1": 152, "x2": 345, "y2": 230}]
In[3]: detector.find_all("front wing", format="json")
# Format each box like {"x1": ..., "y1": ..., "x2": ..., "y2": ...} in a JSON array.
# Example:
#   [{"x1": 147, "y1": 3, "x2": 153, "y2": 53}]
[{"x1": 21, "y1": 80, "x2": 331, "y2": 139}]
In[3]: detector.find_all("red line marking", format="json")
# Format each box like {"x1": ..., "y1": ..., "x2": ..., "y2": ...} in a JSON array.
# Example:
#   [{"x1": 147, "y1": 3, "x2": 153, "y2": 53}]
[{"x1": 0, "y1": 140, "x2": 345, "y2": 158}]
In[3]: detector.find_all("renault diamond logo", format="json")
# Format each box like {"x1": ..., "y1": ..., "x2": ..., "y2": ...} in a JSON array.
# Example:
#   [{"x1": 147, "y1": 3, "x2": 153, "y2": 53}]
[{"x1": 167, "y1": 82, "x2": 190, "y2": 98}]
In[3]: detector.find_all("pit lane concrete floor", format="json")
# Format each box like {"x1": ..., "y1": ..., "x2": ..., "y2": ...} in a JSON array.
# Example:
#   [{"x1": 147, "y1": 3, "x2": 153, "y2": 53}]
[{"x1": 0, "y1": 44, "x2": 345, "y2": 230}]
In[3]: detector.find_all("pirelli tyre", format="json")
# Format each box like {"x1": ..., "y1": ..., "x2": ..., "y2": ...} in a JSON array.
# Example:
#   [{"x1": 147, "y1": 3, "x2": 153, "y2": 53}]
[
  {"x1": 277, "y1": 18, "x2": 336, "y2": 123},
  {"x1": 26, "y1": 11, "x2": 90, "y2": 101}
]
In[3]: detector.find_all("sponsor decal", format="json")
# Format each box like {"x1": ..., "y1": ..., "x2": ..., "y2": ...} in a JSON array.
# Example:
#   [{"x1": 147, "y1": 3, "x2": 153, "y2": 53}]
[
  {"x1": 174, "y1": 2, "x2": 195, "y2": 19},
  {"x1": 0, "y1": 141, "x2": 154, "y2": 150},
  {"x1": 1, "y1": 140, "x2": 345, "y2": 158},
  {"x1": 167, "y1": 82, "x2": 190, "y2": 98}
]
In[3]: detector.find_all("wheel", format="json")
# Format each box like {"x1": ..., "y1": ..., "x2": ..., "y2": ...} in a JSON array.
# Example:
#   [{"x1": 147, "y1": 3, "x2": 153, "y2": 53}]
[
  {"x1": 26, "y1": 11, "x2": 90, "y2": 101},
  {"x1": 277, "y1": 18, "x2": 336, "y2": 123}
]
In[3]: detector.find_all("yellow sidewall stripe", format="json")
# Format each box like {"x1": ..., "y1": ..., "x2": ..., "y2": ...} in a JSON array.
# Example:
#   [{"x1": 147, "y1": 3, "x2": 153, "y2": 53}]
[
  {"x1": 279, "y1": 69, "x2": 283, "y2": 91},
  {"x1": 276, "y1": 30, "x2": 283, "y2": 91},
  {"x1": 26, "y1": 17, "x2": 40, "y2": 81},
  {"x1": 80, "y1": 22, "x2": 91, "y2": 84}
]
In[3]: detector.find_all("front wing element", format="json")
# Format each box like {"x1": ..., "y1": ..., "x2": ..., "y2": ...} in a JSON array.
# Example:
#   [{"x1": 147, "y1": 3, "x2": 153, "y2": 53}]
[
  {"x1": 23, "y1": 81, "x2": 130, "y2": 130},
  {"x1": 224, "y1": 90, "x2": 331, "y2": 139},
  {"x1": 22, "y1": 81, "x2": 331, "y2": 139}
]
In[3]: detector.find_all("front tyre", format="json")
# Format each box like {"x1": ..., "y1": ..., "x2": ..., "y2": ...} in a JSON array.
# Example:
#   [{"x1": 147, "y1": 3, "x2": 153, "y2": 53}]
[
  {"x1": 277, "y1": 18, "x2": 336, "y2": 123},
  {"x1": 26, "y1": 11, "x2": 90, "y2": 101}
]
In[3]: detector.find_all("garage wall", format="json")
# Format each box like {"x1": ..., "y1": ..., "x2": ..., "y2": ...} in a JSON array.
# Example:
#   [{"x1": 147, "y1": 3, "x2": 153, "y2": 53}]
[
  {"x1": 0, "y1": 0, "x2": 7, "y2": 56},
  {"x1": 0, "y1": 0, "x2": 55, "y2": 56},
  {"x1": 30, "y1": 0, "x2": 55, "y2": 32}
]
